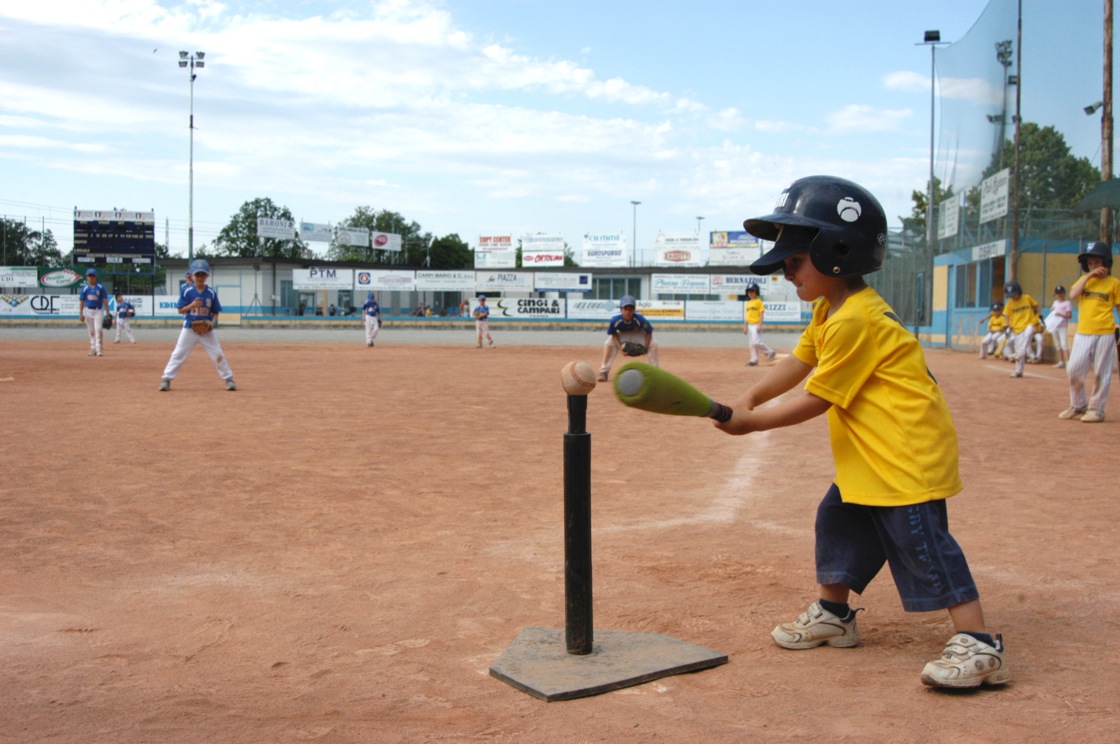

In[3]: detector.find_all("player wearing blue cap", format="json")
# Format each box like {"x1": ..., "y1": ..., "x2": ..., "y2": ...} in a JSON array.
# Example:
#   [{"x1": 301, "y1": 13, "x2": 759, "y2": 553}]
[
  {"x1": 78, "y1": 267, "x2": 110, "y2": 356},
  {"x1": 473, "y1": 295, "x2": 496, "y2": 348},
  {"x1": 597, "y1": 295, "x2": 659, "y2": 381},
  {"x1": 159, "y1": 259, "x2": 237, "y2": 392},
  {"x1": 362, "y1": 291, "x2": 381, "y2": 347},
  {"x1": 113, "y1": 292, "x2": 136, "y2": 344}
]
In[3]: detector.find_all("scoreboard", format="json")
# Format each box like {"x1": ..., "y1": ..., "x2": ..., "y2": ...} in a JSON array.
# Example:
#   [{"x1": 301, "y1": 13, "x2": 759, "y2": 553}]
[{"x1": 73, "y1": 210, "x2": 156, "y2": 265}]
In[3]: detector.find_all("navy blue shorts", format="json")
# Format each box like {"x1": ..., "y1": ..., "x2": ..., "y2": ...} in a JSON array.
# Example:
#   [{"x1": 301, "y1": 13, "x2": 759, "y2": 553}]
[{"x1": 814, "y1": 484, "x2": 980, "y2": 612}]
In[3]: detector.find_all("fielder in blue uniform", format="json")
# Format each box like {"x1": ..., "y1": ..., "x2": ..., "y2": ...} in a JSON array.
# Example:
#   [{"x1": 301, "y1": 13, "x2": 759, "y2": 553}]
[
  {"x1": 362, "y1": 291, "x2": 381, "y2": 347},
  {"x1": 597, "y1": 294, "x2": 659, "y2": 381},
  {"x1": 78, "y1": 267, "x2": 110, "y2": 356},
  {"x1": 113, "y1": 292, "x2": 136, "y2": 344},
  {"x1": 159, "y1": 259, "x2": 236, "y2": 391}
]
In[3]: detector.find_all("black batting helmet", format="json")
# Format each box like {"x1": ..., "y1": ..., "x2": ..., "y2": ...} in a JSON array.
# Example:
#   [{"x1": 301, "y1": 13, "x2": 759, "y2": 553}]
[
  {"x1": 1054, "y1": 285, "x2": 1067, "y2": 294},
  {"x1": 746, "y1": 282, "x2": 760, "y2": 294},
  {"x1": 745, "y1": 175, "x2": 887, "y2": 277},
  {"x1": 1077, "y1": 241, "x2": 1113, "y2": 274},
  {"x1": 1004, "y1": 280, "x2": 1022, "y2": 298},
  {"x1": 991, "y1": 301, "x2": 1004, "y2": 311}
]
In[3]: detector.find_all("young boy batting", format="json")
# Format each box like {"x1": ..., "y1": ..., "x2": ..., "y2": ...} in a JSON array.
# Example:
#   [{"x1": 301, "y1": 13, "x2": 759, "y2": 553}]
[{"x1": 714, "y1": 175, "x2": 1009, "y2": 689}]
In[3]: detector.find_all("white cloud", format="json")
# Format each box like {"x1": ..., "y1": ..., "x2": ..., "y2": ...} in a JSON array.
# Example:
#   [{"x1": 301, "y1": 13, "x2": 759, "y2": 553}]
[{"x1": 826, "y1": 104, "x2": 912, "y2": 133}]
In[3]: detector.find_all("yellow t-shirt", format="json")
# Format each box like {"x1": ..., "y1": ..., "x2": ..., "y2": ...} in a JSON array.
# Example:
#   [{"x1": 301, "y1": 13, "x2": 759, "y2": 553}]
[
  {"x1": 1003, "y1": 294, "x2": 1037, "y2": 334},
  {"x1": 792, "y1": 287, "x2": 963, "y2": 507},
  {"x1": 1075, "y1": 274, "x2": 1120, "y2": 335},
  {"x1": 987, "y1": 313, "x2": 1007, "y2": 333},
  {"x1": 744, "y1": 298, "x2": 765, "y2": 325}
]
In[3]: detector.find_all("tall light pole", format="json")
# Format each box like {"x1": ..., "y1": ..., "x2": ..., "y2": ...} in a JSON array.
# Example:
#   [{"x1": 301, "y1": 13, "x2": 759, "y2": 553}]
[
  {"x1": 630, "y1": 200, "x2": 641, "y2": 267},
  {"x1": 920, "y1": 31, "x2": 947, "y2": 250},
  {"x1": 696, "y1": 215, "x2": 704, "y2": 235},
  {"x1": 179, "y1": 51, "x2": 205, "y2": 259}
]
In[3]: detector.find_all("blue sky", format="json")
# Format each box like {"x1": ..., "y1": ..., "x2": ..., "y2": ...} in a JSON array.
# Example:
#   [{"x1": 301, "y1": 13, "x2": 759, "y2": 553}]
[{"x1": 0, "y1": 0, "x2": 1108, "y2": 259}]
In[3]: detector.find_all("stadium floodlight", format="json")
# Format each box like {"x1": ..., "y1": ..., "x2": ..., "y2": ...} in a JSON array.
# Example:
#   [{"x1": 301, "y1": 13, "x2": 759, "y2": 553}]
[
  {"x1": 178, "y1": 51, "x2": 206, "y2": 259},
  {"x1": 630, "y1": 200, "x2": 641, "y2": 267},
  {"x1": 1085, "y1": 101, "x2": 1104, "y2": 116},
  {"x1": 919, "y1": 30, "x2": 948, "y2": 247}
]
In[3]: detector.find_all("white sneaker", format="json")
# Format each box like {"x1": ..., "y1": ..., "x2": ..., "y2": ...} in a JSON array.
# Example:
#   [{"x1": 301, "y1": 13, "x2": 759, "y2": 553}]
[
  {"x1": 1058, "y1": 407, "x2": 1086, "y2": 420},
  {"x1": 1052, "y1": 361, "x2": 1065, "y2": 368},
  {"x1": 771, "y1": 602, "x2": 861, "y2": 650},
  {"x1": 1081, "y1": 410, "x2": 1104, "y2": 423},
  {"x1": 767, "y1": 350, "x2": 777, "y2": 362},
  {"x1": 921, "y1": 633, "x2": 1010, "y2": 688}
]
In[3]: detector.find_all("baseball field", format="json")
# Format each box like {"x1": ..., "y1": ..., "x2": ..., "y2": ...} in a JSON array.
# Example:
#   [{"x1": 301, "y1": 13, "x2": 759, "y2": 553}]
[{"x1": 1, "y1": 326, "x2": 1116, "y2": 742}]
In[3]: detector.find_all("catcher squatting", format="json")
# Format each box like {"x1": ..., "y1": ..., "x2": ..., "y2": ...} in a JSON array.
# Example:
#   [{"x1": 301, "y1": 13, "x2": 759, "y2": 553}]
[
  {"x1": 598, "y1": 294, "x2": 659, "y2": 381},
  {"x1": 159, "y1": 258, "x2": 237, "y2": 392}
]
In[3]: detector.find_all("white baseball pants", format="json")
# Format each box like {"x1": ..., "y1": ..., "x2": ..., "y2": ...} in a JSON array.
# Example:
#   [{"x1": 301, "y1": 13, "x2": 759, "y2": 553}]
[
  {"x1": 83, "y1": 309, "x2": 106, "y2": 352},
  {"x1": 747, "y1": 323, "x2": 773, "y2": 363},
  {"x1": 115, "y1": 317, "x2": 135, "y2": 343},
  {"x1": 1066, "y1": 333, "x2": 1117, "y2": 415},
  {"x1": 364, "y1": 315, "x2": 380, "y2": 344},
  {"x1": 161, "y1": 327, "x2": 234, "y2": 382}
]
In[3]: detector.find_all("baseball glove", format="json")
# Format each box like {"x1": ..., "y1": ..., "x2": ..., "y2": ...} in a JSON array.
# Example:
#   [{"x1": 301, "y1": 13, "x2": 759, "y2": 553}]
[
  {"x1": 621, "y1": 340, "x2": 648, "y2": 357},
  {"x1": 126, "y1": 310, "x2": 135, "y2": 317},
  {"x1": 102, "y1": 315, "x2": 113, "y2": 330},
  {"x1": 190, "y1": 319, "x2": 214, "y2": 335}
]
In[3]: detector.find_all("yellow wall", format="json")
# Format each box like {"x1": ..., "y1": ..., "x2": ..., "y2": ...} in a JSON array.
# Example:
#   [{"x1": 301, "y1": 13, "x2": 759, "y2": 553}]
[{"x1": 933, "y1": 265, "x2": 949, "y2": 311}]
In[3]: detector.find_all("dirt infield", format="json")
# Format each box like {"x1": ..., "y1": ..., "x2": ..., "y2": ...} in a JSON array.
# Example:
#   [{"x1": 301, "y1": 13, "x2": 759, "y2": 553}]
[{"x1": 1, "y1": 333, "x2": 1116, "y2": 743}]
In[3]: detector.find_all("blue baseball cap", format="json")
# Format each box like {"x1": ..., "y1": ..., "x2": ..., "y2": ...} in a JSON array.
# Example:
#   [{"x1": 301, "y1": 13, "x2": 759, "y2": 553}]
[
  {"x1": 85, "y1": 268, "x2": 97, "y2": 277},
  {"x1": 189, "y1": 258, "x2": 211, "y2": 275},
  {"x1": 619, "y1": 295, "x2": 636, "y2": 307}
]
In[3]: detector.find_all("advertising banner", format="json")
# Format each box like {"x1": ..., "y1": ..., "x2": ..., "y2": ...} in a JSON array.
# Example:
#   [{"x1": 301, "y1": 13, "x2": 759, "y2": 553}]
[
  {"x1": 980, "y1": 168, "x2": 1010, "y2": 224},
  {"x1": 709, "y1": 231, "x2": 762, "y2": 266},
  {"x1": 653, "y1": 232, "x2": 703, "y2": 267},
  {"x1": 292, "y1": 268, "x2": 354, "y2": 290},
  {"x1": 634, "y1": 299, "x2": 686, "y2": 321},
  {"x1": 38, "y1": 267, "x2": 84, "y2": 289},
  {"x1": 473, "y1": 250, "x2": 516, "y2": 269},
  {"x1": 414, "y1": 270, "x2": 474, "y2": 291},
  {"x1": 257, "y1": 218, "x2": 296, "y2": 240},
  {"x1": 685, "y1": 301, "x2": 744, "y2": 322},
  {"x1": 475, "y1": 271, "x2": 535, "y2": 293},
  {"x1": 581, "y1": 232, "x2": 627, "y2": 267},
  {"x1": 651, "y1": 274, "x2": 711, "y2": 294},
  {"x1": 566, "y1": 298, "x2": 617, "y2": 321},
  {"x1": 299, "y1": 222, "x2": 334, "y2": 243},
  {"x1": 485, "y1": 297, "x2": 566, "y2": 319},
  {"x1": 371, "y1": 232, "x2": 402, "y2": 252},
  {"x1": 521, "y1": 233, "x2": 566, "y2": 267},
  {"x1": 355, "y1": 269, "x2": 416, "y2": 292},
  {"x1": 0, "y1": 267, "x2": 39, "y2": 288},
  {"x1": 937, "y1": 196, "x2": 960, "y2": 240},
  {"x1": 477, "y1": 235, "x2": 513, "y2": 251},
  {"x1": 533, "y1": 272, "x2": 592, "y2": 292},
  {"x1": 336, "y1": 226, "x2": 370, "y2": 248},
  {"x1": 710, "y1": 274, "x2": 761, "y2": 295}
]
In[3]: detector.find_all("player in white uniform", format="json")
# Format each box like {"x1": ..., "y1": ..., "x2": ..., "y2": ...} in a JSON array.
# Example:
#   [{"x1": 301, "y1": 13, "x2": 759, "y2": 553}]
[
  {"x1": 362, "y1": 291, "x2": 381, "y2": 347},
  {"x1": 113, "y1": 292, "x2": 137, "y2": 344},
  {"x1": 474, "y1": 295, "x2": 496, "y2": 348},
  {"x1": 159, "y1": 259, "x2": 237, "y2": 392},
  {"x1": 1047, "y1": 286, "x2": 1072, "y2": 368},
  {"x1": 78, "y1": 267, "x2": 110, "y2": 356}
]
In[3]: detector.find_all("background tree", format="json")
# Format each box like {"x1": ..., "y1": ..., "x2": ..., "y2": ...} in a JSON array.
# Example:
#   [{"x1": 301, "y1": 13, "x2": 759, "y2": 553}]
[
  {"x1": 327, "y1": 207, "x2": 431, "y2": 265},
  {"x1": 905, "y1": 176, "x2": 950, "y2": 243},
  {"x1": 1, "y1": 218, "x2": 62, "y2": 266},
  {"x1": 426, "y1": 233, "x2": 472, "y2": 269},
  {"x1": 209, "y1": 198, "x2": 309, "y2": 258},
  {"x1": 966, "y1": 123, "x2": 1099, "y2": 239}
]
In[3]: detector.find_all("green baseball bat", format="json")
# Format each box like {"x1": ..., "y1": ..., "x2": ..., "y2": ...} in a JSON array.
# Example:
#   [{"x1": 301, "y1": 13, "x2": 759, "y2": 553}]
[{"x1": 613, "y1": 361, "x2": 733, "y2": 422}]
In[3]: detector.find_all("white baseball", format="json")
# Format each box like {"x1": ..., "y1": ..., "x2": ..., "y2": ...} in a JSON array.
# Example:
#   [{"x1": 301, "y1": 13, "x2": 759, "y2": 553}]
[{"x1": 560, "y1": 361, "x2": 597, "y2": 396}]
